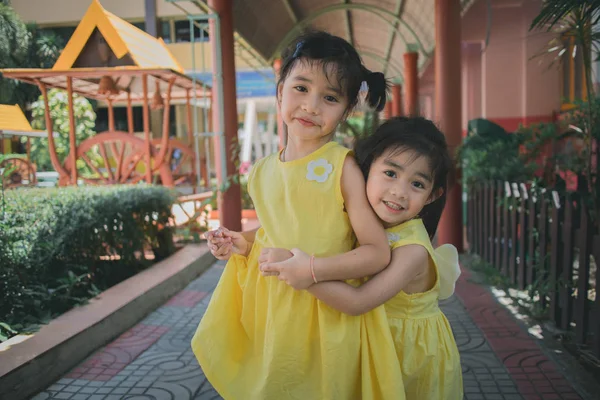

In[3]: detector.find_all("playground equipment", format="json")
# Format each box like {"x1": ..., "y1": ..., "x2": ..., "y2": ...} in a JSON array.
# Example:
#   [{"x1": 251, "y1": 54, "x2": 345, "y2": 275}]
[
  {"x1": 1, "y1": 0, "x2": 210, "y2": 188},
  {"x1": 0, "y1": 104, "x2": 46, "y2": 188}
]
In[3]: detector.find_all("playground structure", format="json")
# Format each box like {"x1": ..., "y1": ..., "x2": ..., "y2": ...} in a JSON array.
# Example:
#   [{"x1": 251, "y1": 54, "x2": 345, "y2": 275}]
[
  {"x1": 1, "y1": 0, "x2": 211, "y2": 189},
  {"x1": 0, "y1": 104, "x2": 46, "y2": 188}
]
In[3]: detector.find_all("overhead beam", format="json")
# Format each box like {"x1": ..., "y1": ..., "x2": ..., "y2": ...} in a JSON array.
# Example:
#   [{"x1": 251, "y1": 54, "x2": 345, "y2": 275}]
[
  {"x1": 359, "y1": 48, "x2": 404, "y2": 80},
  {"x1": 382, "y1": 0, "x2": 404, "y2": 75},
  {"x1": 281, "y1": 0, "x2": 299, "y2": 24},
  {"x1": 343, "y1": 0, "x2": 354, "y2": 47},
  {"x1": 270, "y1": 3, "x2": 428, "y2": 63}
]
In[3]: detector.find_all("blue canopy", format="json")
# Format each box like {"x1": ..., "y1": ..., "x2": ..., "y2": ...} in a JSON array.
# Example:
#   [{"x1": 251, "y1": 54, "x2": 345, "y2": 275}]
[{"x1": 188, "y1": 69, "x2": 276, "y2": 99}]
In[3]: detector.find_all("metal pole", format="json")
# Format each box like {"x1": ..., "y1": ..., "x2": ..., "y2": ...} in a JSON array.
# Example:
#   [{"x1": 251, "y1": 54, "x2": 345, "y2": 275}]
[
  {"x1": 189, "y1": 15, "x2": 225, "y2": 189},
  {"x1": 200, "y1": 23, "x2": 212, "y2": 188},
  {"x1": 189, "y1": 16, "x2": 203, "y2": 188},
  {"x1": 214, "y1": 14, "x2": 228, "y2": 186}
]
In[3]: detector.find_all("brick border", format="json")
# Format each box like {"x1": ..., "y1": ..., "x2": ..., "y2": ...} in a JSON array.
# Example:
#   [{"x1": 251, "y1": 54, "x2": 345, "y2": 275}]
[
  {"x1": 456, "y1": 267, "x2": 583, "y2": 400},
  {"x1": 66, "y1": 324, "x2": 170, "y2": 381}
]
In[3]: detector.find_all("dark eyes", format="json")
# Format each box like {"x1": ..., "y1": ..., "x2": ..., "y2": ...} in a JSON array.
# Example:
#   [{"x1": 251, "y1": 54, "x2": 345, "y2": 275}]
[
  {"x1": 293, "y1": 86, "x2": 339, "y2": 103},
  {"x1": 384, "y1": 170, "x2": 426, "y2": 189}
]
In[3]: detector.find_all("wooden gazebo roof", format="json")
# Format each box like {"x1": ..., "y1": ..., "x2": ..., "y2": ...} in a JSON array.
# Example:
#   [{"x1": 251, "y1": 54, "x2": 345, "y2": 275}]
[
  {"x1": 1, "y1": 0, "x2": 210, "y2": 104},
  {"x1": 53, "y1": 0, "x2": 184, "y2": 73}
]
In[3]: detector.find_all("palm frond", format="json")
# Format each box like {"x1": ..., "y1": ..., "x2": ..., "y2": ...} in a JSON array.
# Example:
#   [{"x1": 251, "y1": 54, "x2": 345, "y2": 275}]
[
  {"x1": 531, "y1": 0, "x2": 600, "y2": 32},
  {"x1": 0, "y1": 3, "x2": 30, "y2": 66}
]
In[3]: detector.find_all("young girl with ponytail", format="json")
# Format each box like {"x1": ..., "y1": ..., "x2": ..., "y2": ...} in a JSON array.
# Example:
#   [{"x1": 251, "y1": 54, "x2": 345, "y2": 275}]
[{"x1": 194, "y1": 31, "x2": 405, "y2": 399}]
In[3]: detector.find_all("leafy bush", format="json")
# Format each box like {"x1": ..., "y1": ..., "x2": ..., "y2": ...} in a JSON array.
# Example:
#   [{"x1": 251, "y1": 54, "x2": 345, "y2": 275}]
[
  {"x1": 0, "y1": 185, "x2": 176, "y2": 342},
  {"x1": 458, "y1": 118, "x2": 536, "y2": 185}
]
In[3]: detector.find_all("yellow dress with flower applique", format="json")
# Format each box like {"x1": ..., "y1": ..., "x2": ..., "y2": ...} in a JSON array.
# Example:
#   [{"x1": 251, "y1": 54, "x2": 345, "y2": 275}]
[
  {"x1": 385, "y1": 219, "x2": 463, "y2": 400},
  {"x1": 191, "y1": 141, "x2": 405, "y2": 400}
]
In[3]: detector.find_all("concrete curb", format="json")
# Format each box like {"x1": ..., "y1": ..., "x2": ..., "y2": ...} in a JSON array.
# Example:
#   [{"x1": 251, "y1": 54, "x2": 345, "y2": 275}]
[{"x1": 0, "y1": 244, "x2": 214, "y2": 400}]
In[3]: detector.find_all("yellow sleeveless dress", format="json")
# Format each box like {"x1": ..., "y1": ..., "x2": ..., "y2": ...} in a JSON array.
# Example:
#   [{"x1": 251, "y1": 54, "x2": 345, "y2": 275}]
[
  {"x1": 192, "y1": 142, "x2": 404, "y2": 400},
  {"x1": 385, "y1": 219, "x2": 463, "y2": 399}
]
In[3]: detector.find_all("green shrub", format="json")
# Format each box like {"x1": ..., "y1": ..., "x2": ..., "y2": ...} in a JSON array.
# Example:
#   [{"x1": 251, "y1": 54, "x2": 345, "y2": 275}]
[
  {"x1": 458, "y1": 118, "x2": 535, "y2": 185},
  {"x1": 0, "y1": 185, "x2": 176, "y2": 342}
]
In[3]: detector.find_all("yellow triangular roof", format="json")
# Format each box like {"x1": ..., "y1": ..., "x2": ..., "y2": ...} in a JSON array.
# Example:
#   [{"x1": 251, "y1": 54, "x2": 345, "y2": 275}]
[
  {"x1": 53, "y1": 0, "x2": 183, "y2": 73},
  {"x1": 0, "y1": 104, "x2": 36, "y2": 132}
]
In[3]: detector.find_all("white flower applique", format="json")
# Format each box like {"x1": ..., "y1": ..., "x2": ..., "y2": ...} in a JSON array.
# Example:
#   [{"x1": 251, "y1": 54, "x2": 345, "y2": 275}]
[
  {"x1": 387, "y1": 232, "x2": 400, "y2": 246},
  {"x1": 306, "y1": 158, "x2": 333, "y2": 183}
]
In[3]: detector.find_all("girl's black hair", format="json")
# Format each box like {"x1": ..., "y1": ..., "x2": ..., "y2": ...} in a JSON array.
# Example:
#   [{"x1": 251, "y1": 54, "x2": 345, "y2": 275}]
[
  {"x1": 277, "y1": 31, "x2": 388, "y2": 113},
  {"x1": 355, "y1": 116, "x2": 454, "y2": 239}
]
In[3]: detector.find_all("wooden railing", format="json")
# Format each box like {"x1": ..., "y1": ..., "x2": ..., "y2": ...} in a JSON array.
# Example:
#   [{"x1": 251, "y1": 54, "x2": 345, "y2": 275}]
[{"x1": 466, "y1": 182, "x2": 600, "y2": 360}]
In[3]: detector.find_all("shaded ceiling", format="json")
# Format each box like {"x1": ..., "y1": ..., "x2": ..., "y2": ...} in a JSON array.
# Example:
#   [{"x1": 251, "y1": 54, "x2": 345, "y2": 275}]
[{"x1": 176, "y1": 0, "x2": 477, "y2": 83}]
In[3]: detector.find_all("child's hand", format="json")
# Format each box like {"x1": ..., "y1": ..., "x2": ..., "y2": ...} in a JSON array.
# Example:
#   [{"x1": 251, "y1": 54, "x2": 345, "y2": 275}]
[
  {"x1": 206, "y1": 227, "x2": 233, "y2": 260},
  {"x1": 206, "y1": 227, "x2": 250, "y2": 259},
  {"x1": 260, "y1": 248, "x2": 313, "y2": 290},
  {"x1": 258, "y1": 248, "x2": 293, "y2": 276}
]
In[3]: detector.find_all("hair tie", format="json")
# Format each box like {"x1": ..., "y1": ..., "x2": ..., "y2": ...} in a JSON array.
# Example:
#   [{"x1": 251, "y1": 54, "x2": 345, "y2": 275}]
[{"x1": 292, "y1": 41, "x2": 304, "y2": 59}]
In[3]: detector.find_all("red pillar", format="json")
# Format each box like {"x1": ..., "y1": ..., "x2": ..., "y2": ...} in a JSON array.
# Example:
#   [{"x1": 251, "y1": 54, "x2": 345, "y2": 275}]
[
  {"x1": 209, "y1": 0, "x2": 242, "y2": 231},
  {"x1": 273, "y1": 58, "x2": 286, "y2": 150},
  {"x1": 384, "y1": 101, "x2": 392, "y2": 119},
  {"x1": 404, "y1": 52, "x2": 419, "y2": 116},
  {"x1": 435, "y1": 0, "x2": 463, "y2": 251},
  {"x1": 391, "y1": 84, "x2": 403, "y2": 117}
]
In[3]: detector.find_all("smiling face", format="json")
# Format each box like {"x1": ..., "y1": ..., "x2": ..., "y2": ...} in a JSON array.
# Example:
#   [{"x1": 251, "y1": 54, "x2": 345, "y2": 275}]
[
  {"x1": 366, "y1": 148, "x2": 439, "y2": 228},
  {"x1": 277, "y1": 61, "x2": 349, "y2": 143}
]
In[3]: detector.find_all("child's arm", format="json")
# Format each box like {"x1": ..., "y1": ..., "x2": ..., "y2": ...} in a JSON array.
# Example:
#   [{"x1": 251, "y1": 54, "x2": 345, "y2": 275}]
[
  {"x1": 240, "y1": 227, "x2": 259, "y2": 244},
  {"x1": 259, "y1": 156, "x2": 390, "y2": 289},
  {"x1": 314, "y1": 156, "x2": 390, "y2": 280},
  {"x1": 308, "y1": 244, "x2": 429, "y2": 316},
  {"x1": 207, "y1": 226, "x2": 260, "y2": 259}
]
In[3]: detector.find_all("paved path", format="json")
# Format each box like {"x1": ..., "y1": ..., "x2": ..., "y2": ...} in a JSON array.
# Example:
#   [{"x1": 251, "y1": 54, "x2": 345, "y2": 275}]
[{"x1": 32, "y1": 261, "x2": 589, "y2": 400}]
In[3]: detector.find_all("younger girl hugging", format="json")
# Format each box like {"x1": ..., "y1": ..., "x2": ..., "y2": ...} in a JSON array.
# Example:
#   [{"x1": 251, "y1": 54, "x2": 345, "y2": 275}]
[
  {"x1": 193, "y1": 31, "x2": 405, "y2": 399},
  {"x1": 261, "y1": 116, "x2": 464, "y2": 400}
]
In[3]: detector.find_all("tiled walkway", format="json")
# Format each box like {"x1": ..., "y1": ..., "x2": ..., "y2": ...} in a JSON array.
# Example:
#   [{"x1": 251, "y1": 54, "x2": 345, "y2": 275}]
[{"x1": 32, "y1": 260, "x2": 590, "y2": 400}]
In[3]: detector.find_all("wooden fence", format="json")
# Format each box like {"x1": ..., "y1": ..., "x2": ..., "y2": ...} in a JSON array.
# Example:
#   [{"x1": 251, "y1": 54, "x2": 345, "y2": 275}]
[{"x1": 466, "y1": 182, "x2": 600, "y2": 360}]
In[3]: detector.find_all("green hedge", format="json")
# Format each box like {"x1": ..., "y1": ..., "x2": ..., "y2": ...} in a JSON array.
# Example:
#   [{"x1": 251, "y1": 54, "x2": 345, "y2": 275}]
[{"x1": 0, "y1": 185, "x2": 176, "y2": 342}]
